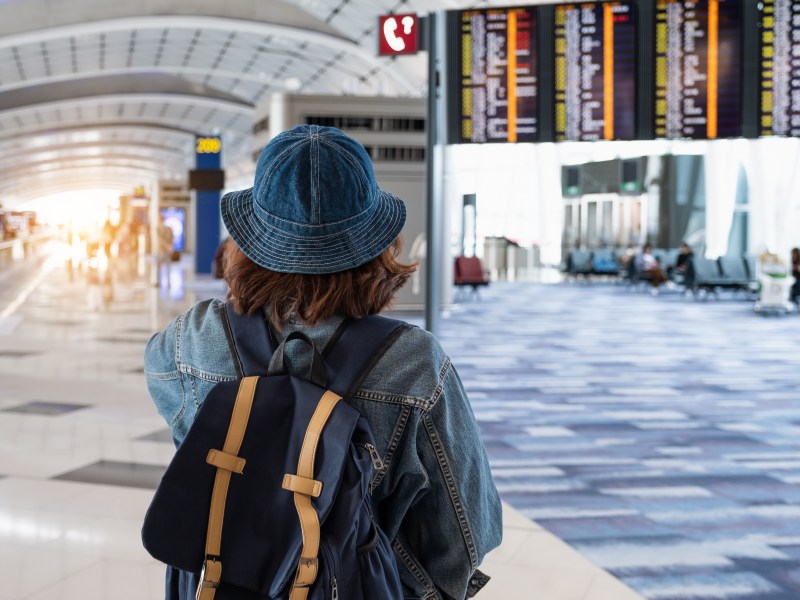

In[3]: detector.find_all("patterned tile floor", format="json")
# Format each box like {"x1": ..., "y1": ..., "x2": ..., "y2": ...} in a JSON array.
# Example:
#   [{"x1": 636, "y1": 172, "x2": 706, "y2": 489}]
[
  {"x1": 0, "y1": 247, "x2": 642, "y2": 600},
  {"x1": 440, "y1": 281, "x2": 800, "y2": 600},
  {"x1": 3, "y1": 242, "x2": 800, "y2": 599}
]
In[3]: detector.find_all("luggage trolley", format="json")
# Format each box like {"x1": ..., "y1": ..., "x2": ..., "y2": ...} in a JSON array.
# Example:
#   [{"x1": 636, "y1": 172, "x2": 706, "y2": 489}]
[{"x1": 754, "y1": 253, "x2": 795, "y2": 315}]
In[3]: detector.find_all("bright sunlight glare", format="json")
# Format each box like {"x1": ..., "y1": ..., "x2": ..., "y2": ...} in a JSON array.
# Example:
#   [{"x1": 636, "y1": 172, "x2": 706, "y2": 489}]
[{"x1": 20, "y1": 189, "x2": 121, "y2": 229}]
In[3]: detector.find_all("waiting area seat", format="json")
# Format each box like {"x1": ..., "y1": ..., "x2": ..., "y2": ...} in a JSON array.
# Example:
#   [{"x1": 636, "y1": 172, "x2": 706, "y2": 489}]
[
  {"x1": 589, "y1": 249, "x2": 620, "y2": 276},
  {"x1": 687, "y1": 256, "x2": 757, "y2": 298},
  {"x1": 454, "y1": 255, "x2": 490, "y2": 294},
  {"x1": 564, "y1": 249, "x2": 621, "y2": 279},
  {"x1": 563, "y1": 248, "x2": 764, "y2": 304},
  {"x1": 718, "y1": 256, "x2": 756, "y2": 291},
  {"x1": 567, "y1": 247, "x2": 760, "y2": 303},
  {"x1": 564, "y1": 250, "x2": 593, "y2": 278}
]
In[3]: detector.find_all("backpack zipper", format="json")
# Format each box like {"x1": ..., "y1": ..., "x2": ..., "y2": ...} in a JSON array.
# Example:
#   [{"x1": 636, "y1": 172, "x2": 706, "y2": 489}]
[
  {"x1": 331, "y1": 576, "x2": 338, "y2": 600},
  {"x1": 363, "y1": 443, "x2": 384, "y2": 470},
  {"x1": 321, "y1": 541, "x2": 339, "y2": 598}
]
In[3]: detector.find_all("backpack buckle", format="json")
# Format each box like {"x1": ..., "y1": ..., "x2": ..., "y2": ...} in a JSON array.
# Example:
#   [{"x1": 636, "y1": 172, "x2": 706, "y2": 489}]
[
  {"x1": 196, "y1": 555, "x2": 222, "y2": 599},
  {"x1": 293, "y1": 557, "x2": 318, "y2": 588}
]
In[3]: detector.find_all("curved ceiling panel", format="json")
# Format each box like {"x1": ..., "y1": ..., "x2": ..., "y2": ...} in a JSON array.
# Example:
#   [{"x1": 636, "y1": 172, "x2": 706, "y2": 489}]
[
  {"x1": 0, "y1": 73, "x2": 249, "y2": 111},
  {"x1": 0, "y1": 16, "x2": 417, "y2": 101},
  {"x1": 0, "y1": 166, "x2": 170, "y2": 201},
  {"x1": 0, "y1": 94, "x2": 253, "y2": 167},
  {"x1": 0, "y1": 146, "x2": 188, "y2": 173},
  {"x1": 0, "y1": 0, "x2": 345, "y2": 40},
  {"x1": 0, "y1": 164, "x2": 168, "y2": 182},
  {"x1": 0, "y1": 94, "x2": 250, "y2": 133},
  {"x1": 8, "y1": 156, "x2": 180, "y2": 177},
  {"x1": 0, "y1": 123, "x2": 195, "y2": 147},
  {"x1": 0, "y1": 0, "x2": 452, "y2": 205}
]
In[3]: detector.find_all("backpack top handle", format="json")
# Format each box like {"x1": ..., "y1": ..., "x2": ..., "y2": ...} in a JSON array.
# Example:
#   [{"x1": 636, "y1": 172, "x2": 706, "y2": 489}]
[{"x1": 267, "y1": 331, "x2": 328, "y2": 388}]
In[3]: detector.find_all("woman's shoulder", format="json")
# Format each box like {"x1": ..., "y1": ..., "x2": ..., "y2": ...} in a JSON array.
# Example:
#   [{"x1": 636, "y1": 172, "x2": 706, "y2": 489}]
[
  {"x1": 390, "y1": 322, "x2": 446, "y2": 364},
  {"x1": 359, "y1": 320, "x2": 450, "y2": 404},
  {"x1": 171, "y1": 299, "x2": 236, "y2": 372},
  {"x1": 180, "y1": 298, "x2": 227, "y2": 337}
]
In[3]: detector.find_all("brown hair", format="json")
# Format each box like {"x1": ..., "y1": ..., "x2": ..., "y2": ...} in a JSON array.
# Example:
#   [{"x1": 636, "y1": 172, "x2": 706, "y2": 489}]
[{"x1": 223, "y1": 237, "x2": 416, "y2": 329}]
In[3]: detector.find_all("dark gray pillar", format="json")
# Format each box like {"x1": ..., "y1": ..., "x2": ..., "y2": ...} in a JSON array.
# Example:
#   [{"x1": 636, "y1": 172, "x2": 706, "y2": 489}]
[{"x1": 424, "y1": 12, "x2": 446, "y2": 335}]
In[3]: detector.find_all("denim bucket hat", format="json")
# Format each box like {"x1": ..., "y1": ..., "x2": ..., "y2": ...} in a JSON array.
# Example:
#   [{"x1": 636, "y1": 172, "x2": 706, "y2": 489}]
[{"x1": 221, "y1": 124, "x2": 406, "y2": 274}]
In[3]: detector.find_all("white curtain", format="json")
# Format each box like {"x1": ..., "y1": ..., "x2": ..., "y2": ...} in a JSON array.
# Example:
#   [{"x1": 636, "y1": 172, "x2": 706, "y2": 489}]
[
  {"x1": 704, "y1": 139, "x2": 746, "y2": 258},
  {"x1": 775, "y1": 139, "x2": 800, "y2": 255},
  {"x1": 537, "y1": 143, "x2": 565, "y2": 265},
  {"x1": 746, "y1": 138, "x2": 800, "y2": 256}
]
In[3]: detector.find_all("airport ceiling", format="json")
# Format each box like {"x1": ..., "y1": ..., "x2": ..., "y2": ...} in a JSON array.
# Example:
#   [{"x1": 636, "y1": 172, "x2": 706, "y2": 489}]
[{"x1": 0, "y1": 0, "x2": 501, "y2": 206}]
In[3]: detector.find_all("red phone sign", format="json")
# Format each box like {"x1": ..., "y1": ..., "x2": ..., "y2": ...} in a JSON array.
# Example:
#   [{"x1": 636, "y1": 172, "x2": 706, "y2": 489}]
[{"x1": 377, "y1": 14, "x2": 419, "y2": 56}]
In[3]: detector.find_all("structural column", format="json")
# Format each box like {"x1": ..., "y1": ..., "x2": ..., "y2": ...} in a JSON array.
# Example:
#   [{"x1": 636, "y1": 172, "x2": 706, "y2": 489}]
[{"x1": 191, "y1": 135, "x2": 224, "y2": 274}]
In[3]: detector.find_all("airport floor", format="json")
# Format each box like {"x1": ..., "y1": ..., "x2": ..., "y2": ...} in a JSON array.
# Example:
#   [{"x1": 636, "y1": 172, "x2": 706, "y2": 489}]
[
  {"x1": 1, "y1": 244, "x2": 799, "y2": 599},
  {"x1": 445, "y1": 279, "x2": 800, "y2": 600}
]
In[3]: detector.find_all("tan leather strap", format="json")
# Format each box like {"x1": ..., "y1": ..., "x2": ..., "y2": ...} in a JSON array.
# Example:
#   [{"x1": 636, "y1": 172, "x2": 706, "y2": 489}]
[
  {"x1": 197, "y1": 376, "x2": 258, "y2": 600},
  {"x1": 287, "y1": 390, "x2": 342, "y2": 600},
  {"x1": 207, "y1": 449, "x2": 246, "y2": 474},
  {"x1": 282, "y1": 474, "x2": 323, "y2": 498}
]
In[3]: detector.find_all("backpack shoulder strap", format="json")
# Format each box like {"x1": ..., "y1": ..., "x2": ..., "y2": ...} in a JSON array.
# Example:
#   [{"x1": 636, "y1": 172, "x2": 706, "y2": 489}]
[
  {"x1": 324, "y1": 315, "x2": 411, "y2": 399},
  {"x1": 223, "y1": 302, "x2": 275, "y2": 376}
]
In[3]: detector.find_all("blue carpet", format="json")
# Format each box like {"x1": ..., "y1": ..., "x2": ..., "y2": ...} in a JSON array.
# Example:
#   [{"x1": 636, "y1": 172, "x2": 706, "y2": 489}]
[{"x1": 438, "y1": 281, "x2": 800, "y2": 600}]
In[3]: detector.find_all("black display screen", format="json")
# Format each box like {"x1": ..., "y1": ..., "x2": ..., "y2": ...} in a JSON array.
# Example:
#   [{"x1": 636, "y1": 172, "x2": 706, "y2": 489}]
[
  {"x1": 554, "y1": 2, "x2": 637, "y2": 141},
  {"x1": 759, "y1": 0, "x2": 800, "y2": 136},
  {"x1": 189, "y1": 169, "x2": 225, "y2": 191},
  {"x1": 459, "y1": 7, "x2": 538, "y2": 143},
  {"x1": 449, "y1": 0, "x2": 765, "y2": 143},
  {"x1": 654, "y1": 0, "x2": 742, "y2": 139}
]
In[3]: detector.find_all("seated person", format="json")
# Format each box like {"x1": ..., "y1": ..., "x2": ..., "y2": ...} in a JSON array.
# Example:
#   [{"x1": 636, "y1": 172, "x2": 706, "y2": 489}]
[
  {"x1": 668, "y1": 242, "x2": 694, "y2": 283},
  {"x1": 635, "y1": 243, "x2": 667, "y2": 289}
]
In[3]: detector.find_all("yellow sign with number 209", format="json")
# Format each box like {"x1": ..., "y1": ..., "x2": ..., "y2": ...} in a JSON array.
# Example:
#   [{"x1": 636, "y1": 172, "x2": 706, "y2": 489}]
[{"x1": 196, "y1": 137, "x2": 222, "y2": 154}]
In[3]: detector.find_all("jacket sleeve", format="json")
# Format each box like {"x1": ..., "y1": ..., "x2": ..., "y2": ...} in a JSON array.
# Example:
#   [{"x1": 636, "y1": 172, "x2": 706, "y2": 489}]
[
  {"x1": 400, "y1": 360, "x2": 503, "y2": 600},
  {"x1": 143, "y1": 300, "x2": 239, "y2": 446},
  {"x1": 143, "y1": 314, "x2": 185, "y2": 445}
]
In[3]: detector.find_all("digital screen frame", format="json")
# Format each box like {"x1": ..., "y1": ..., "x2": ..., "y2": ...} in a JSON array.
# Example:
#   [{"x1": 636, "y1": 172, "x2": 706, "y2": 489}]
[
  {"x1": 758, "y1": 0, "x2": 800, "y2": 137},
  {"x1": 554, "y1": 1, "x2": 638, "y2": 141},
  {"x1": 446, "y1": 0, "x2": 763, "y2": 144},
  {"x1": 653, "y1": 0, "x2": 743, "y2": 139},
  {"x1": 160, "y1": 207, "x2": 186, "y2": 252},
  {"x1": 458, "y1": 6, "x2": 540, "y2": 143}
]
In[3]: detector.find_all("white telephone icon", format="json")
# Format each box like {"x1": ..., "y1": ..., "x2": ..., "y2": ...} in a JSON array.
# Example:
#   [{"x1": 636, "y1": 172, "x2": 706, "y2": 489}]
[{"x1": 383, "y1": 16, "x2": 415, "y2": 52}]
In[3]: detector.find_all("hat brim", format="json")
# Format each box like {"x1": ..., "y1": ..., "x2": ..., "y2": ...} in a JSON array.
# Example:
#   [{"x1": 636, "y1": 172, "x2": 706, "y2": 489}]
[{"x1": 221, "y1": 187, "x2": 406, "y2": 274}]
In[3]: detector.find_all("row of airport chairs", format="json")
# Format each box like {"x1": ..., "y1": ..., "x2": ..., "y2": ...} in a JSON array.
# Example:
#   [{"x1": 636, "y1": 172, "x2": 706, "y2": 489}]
[
  {"x1": 564, "y1": 248, "x2": 623, "y2": 277},
  {"x1": 564, "y1": 249, "x2": 758, "y2": 297},
  {"x1": 563, "y1": 248, "x2": 681, "y2": 277},
  {"x1": 687, "y1": 255, "x2": 758, "y2": 297}
]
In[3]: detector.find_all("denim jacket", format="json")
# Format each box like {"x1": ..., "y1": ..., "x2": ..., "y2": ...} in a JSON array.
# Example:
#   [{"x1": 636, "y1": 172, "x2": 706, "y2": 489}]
[{"x1": 144, "y1": 299, "x2": 502, "y2": 600}]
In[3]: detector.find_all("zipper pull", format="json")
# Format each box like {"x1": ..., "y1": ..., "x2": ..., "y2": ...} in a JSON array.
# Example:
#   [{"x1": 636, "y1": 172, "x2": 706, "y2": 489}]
[
  {"x1": 331, "y1": 576, "x2": 338, "y2": 600},
  {"x1": 364, "y1": 443, "x2": 384, "y2": 470}
]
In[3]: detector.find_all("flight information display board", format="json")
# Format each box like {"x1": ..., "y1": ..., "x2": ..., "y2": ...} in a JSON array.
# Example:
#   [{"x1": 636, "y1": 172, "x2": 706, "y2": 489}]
[
  {"x1": 654, "y1": 0, "x2": 742, "y2": 139},
  {"x1": 759, "y1": 0, "x2": 800, "y2": 136},
  {"x1": 554, "y1": 2, "x2": 637, "y2": 141},
  {"x1": 459, "y1": 7, "x2": 538, "y2": 143}
]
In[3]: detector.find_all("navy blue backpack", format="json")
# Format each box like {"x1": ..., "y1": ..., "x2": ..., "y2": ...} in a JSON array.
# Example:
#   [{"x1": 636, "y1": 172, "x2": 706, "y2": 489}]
[{"x1": 142, "y1": 304, "x2": 408, "y2": 600}]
